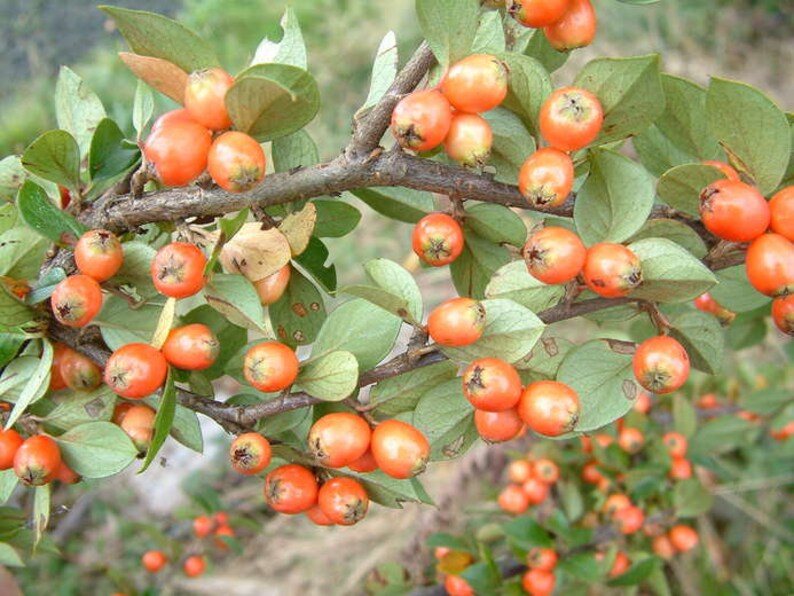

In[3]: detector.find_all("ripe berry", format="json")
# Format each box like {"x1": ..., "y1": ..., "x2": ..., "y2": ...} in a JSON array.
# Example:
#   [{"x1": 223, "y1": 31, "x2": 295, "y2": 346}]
[
  {"x1": 522, "y1": 477, "x2": 549, "y2": 505},
  {"x1": 213, "y1": 524, "x2": 235, "y2": 550},
  {"x1": 264, "y1": 464, "x2": 319, "y2": 514},
  {"x1": 633, "y1": 390, "x2": 652, "y2": 414},
  {"x1": 208, "y1": 131, "x2": 266, "y2": 193},
  {"x1": 702, "y1": 160, "x2": 740, "y2": 181},
  {"x1": 581, "y1": 461, "x2": 603, "y2": 485},
  {"x1": 662, "y1": 431, "x2": 688, "y2": 458},
  {"x1": 523, "y1": 226, "x2": 586, "y2": 284},
  {"x1": 632, "y1": 336, "x2": 690, "y2": 394},
  {"x1": 13, "y1": 435, "x2": 61, "y2": 486},
  {"x1": 444, "y1": 575, "x2": 475, "y2": 596},
  {"x1": 668, "y1": 456, "x2": 693, "y2": 481},
  {"x1": 669, "y1": 525, "x2": 699, "y2": 553},
  {"x1": 652, "y1": 534, "x2": 675, "y2": 560},
  {"x1": 243, "y1": 342, "x2": 299, "y2": 393},
  {"x1": 0, "y1": 429, "x2": 23, "y2": 470},
  {"x1": 745, "y1": 233, "x2": 794, "y2": 297},
  {"x1": 583, "y1": 243, "x2": 642, "y2": 298},
  {"x1": 440, "y1": 54, "x2": 508, "y2": 114},
  {"x1": 118, "y1": 404, "x2": 156, "y2": 452},
  {"x1": 618, "y1": 427, "x2": 644, "y2": 454},
  {"x1": 444, "y1": 112, "x2": 493, "y2": 167},
  {"x1": 183, "y1": 554, "x2": 206, "y2": 578},
  {"x1": 427, "y1": 297, "x2": 486, "y2": 347},
  {"x1": 184, "y1": 67, "x2": 235, "y2": 131},
  {"x1": 51, "y1": 274, "x2": 103, "y2": 328},
  {"x1": 162, "y1": 324, "x2": 220, "y2": 371},
  {"x1": 50, "y1": 343, "x2": 70, "y2": 391},
  {"x1": 229, "y1": 432, "x2": 272, "y2": 475},
  {"x1": 306, "y1": 504, "x2": 335, "y2": 526},
  {"x1": 508, "y1": 0, "x2": 571, "y2": 28},
  {"x1": 254, "y1": 265, "x2": 291, "y2": 306},
  {"x1": 527, "y1": 547, "x2": 558, "y2": 572},
  {"x1": 55, "y1": 460, "x2": 80, "y2": 484},
  {"x1": 498, "y1": 484, "x2": 529, "y2": 514},
  {"x1": 533, "y1": 458, "x2": 559, "y2": 484},
  {"x1": 143, "y1": 121, "x2": 211, "y2": 187},
  {"x1": 602, "y1": 493, "x2": 631, "y2": 516},
  {"x1": 508, "y1": 460, "x2": 533, "y2": 485},
  {"x1": 151, "y1": 107, "x2": 196, "y2": 131},
  {"x1": 518, "y1": 148, "x2": 574, "y2": 208},
  {"x1": 474, "y1": 408, "x2": 525, "y2": 443},
  {"x1": 318, "y1": 477, "x2": 369, "y2": 526},
  {"x1": 518, "y1": 380, "x2": 580, "y2": 437},
  {"x1": 521, "y1": 568, "x2": 556, "y2": 596},
  {"x1": 193, "y1": 515, "x2": 214, "y2": 538},
  {"x1": 151, "y1": 242, "x2": 207, "y2": 299},
  {"x1": 412, "y1": 213, "x2": 464, "y2": 267},
  {"x1": 347, "y1": 449, "x2": 379, "y2": 473},
  {"x1": 544, "y1": 0, "x2": 597, "y2": 51},
  {"x1": 370, "y1": 419, "x2": 430, "y2": 479},
  {"x1": 539, "y1": 87, "x2": 604, "y2": 152},
  {"x1": 699, "y1": 180, "x2": 770, "y2": 242},
  {"x1": 60, "y1": 349, "x2": 102, "y2": 391},
  {"x1": 74, "y1": 229, "x2": 123, "y2": 282},
  {"x1": 606, "y1": 551, "x2": 631, "y2": 577},
  {"x1": 462, "y1": 358, "x2": 522, "y2": 412},
  {"x1": 614, "y1": 504, "x2": 644, "y2": 534},
  {"x1": 693, "y1": 292, "x2": 736, "y2": 325},
  {"x1": 142, "y1": 550, "x2": 168, "y2": 573},
  {"x1": 104, "y1": 343, "x2": 168, "y2": 399},
  {"x1": 772, "y1": 295, "x2": 794, "y2": 336},
  {"x1": 308, "y1": 413, "x2": 371, "y2": 468},
  {"x1": 391, "y1": 89, "x2": 452, "y2": 152},
  {"x1": 769, "y1": 186, "x2": 794, "y2": 241}
]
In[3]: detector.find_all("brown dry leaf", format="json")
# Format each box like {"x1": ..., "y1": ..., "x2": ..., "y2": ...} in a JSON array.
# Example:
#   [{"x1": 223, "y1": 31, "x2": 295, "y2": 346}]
[
  {"x1": 119, "y1": 52, "x2": 188, "y2": 104},
  {"x1": 218, "y1": 223, "x2": 291, "y2": 282},
  {"x1": 278, "y1": 203, "x2": 317, "y2": 256}
]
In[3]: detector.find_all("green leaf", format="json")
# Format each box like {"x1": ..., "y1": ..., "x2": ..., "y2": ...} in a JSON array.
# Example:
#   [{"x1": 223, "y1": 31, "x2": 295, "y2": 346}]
[
  {"x1": 634, "y1": 124, "x2": 705, "y2": 178},
  {"x1": 502, "y1": 517, "x2": 553, "y2": 550},
  {"x1": 251, "y1": 7, "x2": 308, "y2": 69},
  {"x1": 132, "y1": 79, "x2": 154, "y2": 139},
  {"x1": 442, "y1": 298, "x2": 545, "y2": 364},
  {"x1": 574, "y1": 54, "x2": 665, "y2": 145},
  {"x1": 556, "y1": 339, "x2": 639, "y2": 433},
  {"x1": 673, "y1": 393, "x2": 697, "y2": 438},
  {"x1": 482, "y1": 107, "x2": 537, "y2": 185},
  {"x1": 351, "y1": 187, "x2": 433, "y2": 223},
  {"x1": 461, "y1": 560, "x2": 502, "y2": 595},
  {"x1": 204, "y1": 274, "x2": 267, "y2": 332},
  {"x1": 0, "y1": 542, "x2": 23, "y2": 567},
  {"x1": 656, "y1": 163, "x2": 726, "y2": 217},
  {"x1": 689, "y1": 416, "x2": 755, "y2": 458},
  {"x1": 357, "y1": 258, "x2": 423, "y2": 323},
  {"x1": 33, "y1": 484, "x2": 50, "y2": 548},
  {"x1": 710, "y1": 265, "x2": 771, "y2": 313},
  {"x1": 110, "y1": 241, "x2": 158, "y2": 300},
  {"x1": 99, "y1": 6, "x2": 218, "y2": 73},
  {"x1": 523, "y1": 30, "x2": 568, "y2": 73},
  {"x1": 515, "y1": 336, "x2": 575, "y2": 381},
  {"x1": 272, "y1": 130, "x2": 319, "y2": 173},
  {"x1": 17, "y1": 180, "x2": 86, "y2": 246},
  {"x1": 627, "y1": 219, "x2": 708, "y2": 259},
  {"x1": 95, "y1": 297, "x2": 165, "y2": 350},
  {"x1": 0, "y1": 284, "x2": 37, "y2": 333},
  {"x1": 472, "y1": 10, "x2": 506, "y2": 54},
  {"x1": 558, "y1": 553, "x2": 601, "y2": 582},
  {"x1": 368, "y1": 361, "x2": 458, "y2": 417},
  {"x1": 0, "y1": 357, "x2": 39, "y2": 402},
  {"x1": 293, "y1": 236, "x2": 337, "y2": 293},
  {"x1": 362, "y1": 31, "x2": 398, "y2": 110},
  {"x1": 0, "y1": 204, "x2": 17, "y2": 235},
  {"x1": 499, "y1": 53, "x2": 552, "y2": 137},
  {"x1": 628, "y1": 238, "x2": 717, "y2": 303},
  {"x1": 739, "y1": 388, "x2": 793, "y2": 416},
  {"x1": 669, "y1": 310, "x2": 724, "y2": 374},
  {"x1": 608, "y1": 557, "x2": 660, "y2": 587},
  {"x1": 651, "y1": 75, "x2": 721, "y2": 161},
  {"x1": 574, "y1": 149, "x2": 655, "y2": 245},
  {"x1": 0, "y1": 157, "x2": 26, "y2": 203},
  {"x1": 296, "y1": 350, "x2": 358, "y2": 401},
  {"x1": 170, "y1": 405, "x2": 203, "y2": 453},
  {"x1": 88, "y1": 118, "x2": 140, "y2": 187},
  {"x1": 341, "y1": 469, "x2": 433, "y2": 509},
  {"x1": 140, "y1": 368, "x2": 175, "y2": 472},
  {"x1": 450, "y1": 230, "x2": 511, "y2": 300},
  {"x1": 311, "y1": 299, "x2": 401, "y2": 372},
  {"x1": 0, "y1": 470, "x2": 18, "y2": 506},
  {"x1": 269, "y1": 268, "x2": 327, "y2": 347},
  {"x1": 43, "y1": 387, "x2": 114, "y2": 431},
  {"x1": 312, "y1": 199, "x2": 361, "y2": 238},
  {"x1": 413, "y1": 379, "x2": 477, "y2": 461},
  {"x1": 21, "y1": 130, "x2": 81, "y2": 191},
  {"x1": 55, "y1": 66, "x2": 107, "y2": 157},
  {"x1": 56, "y1": 421, "x2": 138, "y2": 478},
  {"x1": 0, "y1": 334, "x2": 25, "y2": 368},
  {"x1": 465, "y1": 203, "x2": 527, "y2": 247},
  {"x1": 674, "y1": 479, "x2": 714, "y2": 518},
  {"x1": 727, "y1": 313, "x2": 767, "y2": 351},
  {"x1": 485, "y1": 261, "x2": 566, "y2": 313},
  {"x1": 226, "y1": 64, "x2": 320, "y2": 142},
  {"x1": 707, "y1": 77, "x2": 791, "y2": 194},
  {"x1": 415, "y1": 0, "x2": 480, "y2": 68},
  {"x1": 5, "y1": 341, "x2": 52, "y2": 430}
]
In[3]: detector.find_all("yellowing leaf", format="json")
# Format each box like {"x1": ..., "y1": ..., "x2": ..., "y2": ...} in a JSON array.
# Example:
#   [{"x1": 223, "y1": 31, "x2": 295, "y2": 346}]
[
  {"x1": 218, "y1": 223, "x2": 291, "y2": 282},
  {"x1": 278, "y1": 202, "x2": 317, "y2": 256},
  {"x1": 119, "y1": 52, "x2": 188, "y2": 104}
]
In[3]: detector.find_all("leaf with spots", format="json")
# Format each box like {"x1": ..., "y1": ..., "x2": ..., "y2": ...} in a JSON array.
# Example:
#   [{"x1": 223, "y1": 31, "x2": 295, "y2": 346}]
[{"x1": 269, "y1": 268, "x2": 326, "y2": 347}]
